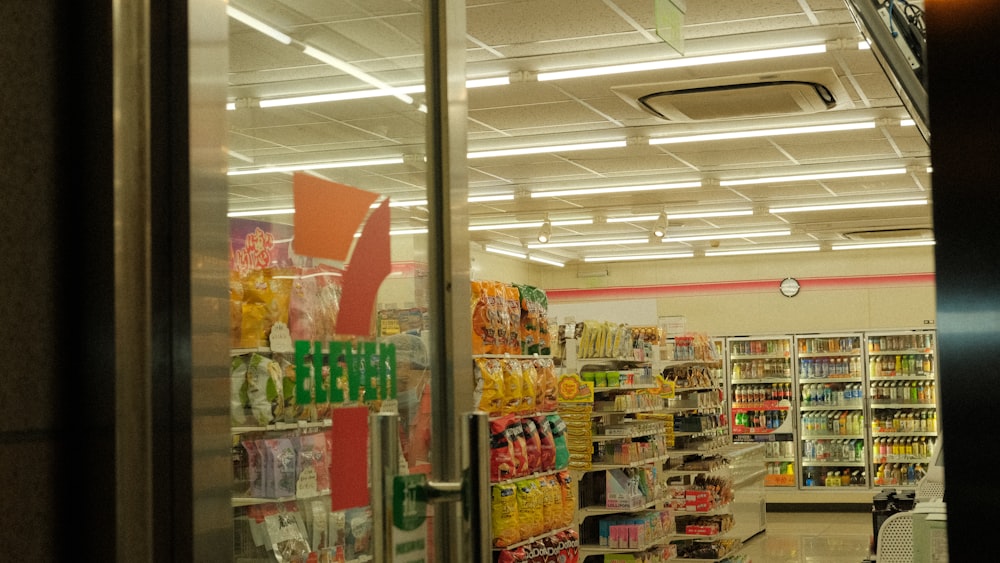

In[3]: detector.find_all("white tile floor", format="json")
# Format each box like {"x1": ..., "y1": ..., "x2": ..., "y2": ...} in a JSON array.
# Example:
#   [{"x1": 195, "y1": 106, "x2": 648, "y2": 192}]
[{"x1": 741, "y1": 511, "x2": 874, "y2": 563}]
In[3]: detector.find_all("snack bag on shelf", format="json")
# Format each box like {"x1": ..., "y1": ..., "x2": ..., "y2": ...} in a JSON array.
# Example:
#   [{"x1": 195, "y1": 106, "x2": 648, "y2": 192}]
[
  {"x1": 532, "y1": 358, "x2": 558, "y2": 413},
  {"x1": 265, "y1": 437, "x2": 297, "y2": 499},
  {"x1": 533, "y1": 415, "x2": 557, "y2": 472},
  {"x1": 496, "y1": 546, "x2": 528, "y2": 562},
  {"x1": 229, "y1": 271, "x2": 243, "y2": 348},
  {"x1": 475, "y1": 357, "x2": 505, "y2": 416},
  {"x1": 520, "y1": 418, "x2": 542, "y2": 474},
  {"x1": 240, "y1": 269, "x2": 273, "y2": 348},
  {"x1": 491, "y1": 482, "x2": 521, "y2": 547},
  {"x1": 313, "y1": 265, "x2": 344, "y2": 341},
  {"x1": 501, "y1": 358, "x2": 525, "y2": 415},
  {"x1": 230, "y1": 356, "x2": 251, "y2": 426},
  {"x1": 535, "y1": 288, "x2": 550, "y2": 356},
  {"x1": 506, "y1": 417, "x2": 530, "y2": 478},
  {"x1": 557, "y1": 470, "x2": 575, "y2": 528},
  {"x1": 288, "y1": 268, "x2": 319, "y2": 342},
  {"x1": 245, "y1": 353, "x2": 284, "y2": 426},
  {"x1": 490, "y1": 415, "x2": 519, "y2": 482},
  {"x1": 470, "y1": 280, "x2": 494, "y2": 355},
  {"x1": 538, "y1": 473, "x2": 563, "y2": 528},
  {"x1": 515, "y1": 283, "x2": 539, "y2": 355},
  {"x1": 264, "y1": 505, "x2": 310, "y2": 563},
  {"x1": 547, "y1": 414, "x2": 570, "y2": 470},
  {"x1": 518, "y1": 359, "x2": 538, "y2": 414},
  {"x1": 490, "y1": 281, "x2": 511, "y2": 355},
  {"x1": 504, "y1": 283, "x2": 523, "y2": 355},
  {"x1": 515, "y1": 478, "x2": 544, "y2": 538}
]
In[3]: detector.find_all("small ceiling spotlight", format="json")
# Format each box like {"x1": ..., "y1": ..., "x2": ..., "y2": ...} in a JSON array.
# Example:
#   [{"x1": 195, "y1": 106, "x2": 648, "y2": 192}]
[
  {"x1": 537, "y1": 217, "x2": 552, "y2": 243},
  {"x1": 652, "y1": 211, "x2": 668, "y2": 238}
]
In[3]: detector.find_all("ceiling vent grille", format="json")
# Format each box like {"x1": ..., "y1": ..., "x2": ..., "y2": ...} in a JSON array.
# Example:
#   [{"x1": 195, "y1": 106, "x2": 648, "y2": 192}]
[{"x1": 613, "y1": 68, "x2": 853, "y2": 122}]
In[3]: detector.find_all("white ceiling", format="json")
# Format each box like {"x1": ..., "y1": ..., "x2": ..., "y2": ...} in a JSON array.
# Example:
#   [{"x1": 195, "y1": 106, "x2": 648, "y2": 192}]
[{"x1": 226, "y1": 0, "x2": 931, "y2": 266}]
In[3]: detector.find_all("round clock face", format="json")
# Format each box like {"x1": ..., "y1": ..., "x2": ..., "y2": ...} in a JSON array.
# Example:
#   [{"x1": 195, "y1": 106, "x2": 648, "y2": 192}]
[{"x1": 780, "y1": 277, "x2": 800, "y2": 297}]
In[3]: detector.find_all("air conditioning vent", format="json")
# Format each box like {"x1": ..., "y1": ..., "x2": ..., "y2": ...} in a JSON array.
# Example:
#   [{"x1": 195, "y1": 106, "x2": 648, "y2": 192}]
[{"x1": 613, "y1": 68, "x2": 853, "y2": 122}]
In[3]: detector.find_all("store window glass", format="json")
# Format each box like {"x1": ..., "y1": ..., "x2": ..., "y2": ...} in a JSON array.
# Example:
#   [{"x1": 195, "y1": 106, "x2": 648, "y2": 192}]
[{"x1": 225, "y1": 2, "x2": 433, "y2": 560}]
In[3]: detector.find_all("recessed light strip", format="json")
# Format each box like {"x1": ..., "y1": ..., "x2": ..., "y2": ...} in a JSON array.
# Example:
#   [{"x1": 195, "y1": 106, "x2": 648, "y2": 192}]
[
  {"x1": 527, "y1": 238, "x2": 649, "y2": 249},
  {"x1": 584, "y1": 252, "x2": 694, "y2": 262},
  {"x1": 663, "y1": 230, "x2": 791, "y2": 243},
  {"x1": 537, "y1": 44, "x2": 827, "y2": 81},
  {"x1": 484, "y1": 246, "x2": 526, "y2": 259},
  {"x1": 468, "y1": 140, "x2": 626, "y2": 159},
  {"x1": 228, "y1": 157, "x2": 404, "y2": 176},
  {"x1": 528, "y1": 255, "x2": 565, "y2": 267},
  {"x1": 605, "y1": 209, "x2": 754, "y2": 223},
  {"x1": 532, "y1": 181, "x2": 701, "y2": 198},
  {"x1": 650, "y1": 122, "x2": 875, "y2": 145},
  {"x1": 227, "y1": 6, "x2": 292, "y2": 45},
  {"x1": 832, "y1": 240, "x2": 936, "y2": 250},
  {"x1": 721, "y1": 168, "x2": 907, "y2": 187},
  {"x1": 469, "y1": 218, "x2": 593, "y2": 231},
  {"x1": 228, "y1": 208, "x2": 296, "y2": 218},
  {"x1": 769, "y1": 198, "x2": 928, "y2": 214},
  {"x1": 705, "y1": 245, "x2": 821, "y2": 257}
]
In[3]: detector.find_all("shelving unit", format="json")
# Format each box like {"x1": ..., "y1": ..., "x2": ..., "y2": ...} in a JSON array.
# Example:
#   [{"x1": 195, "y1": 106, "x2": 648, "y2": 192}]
[
  {"x1": 727, "y1": 335, "x2": 796, "y2": 489},
  {"x1": 866, "y1": 330, "x2": 939, "y2": 489}
]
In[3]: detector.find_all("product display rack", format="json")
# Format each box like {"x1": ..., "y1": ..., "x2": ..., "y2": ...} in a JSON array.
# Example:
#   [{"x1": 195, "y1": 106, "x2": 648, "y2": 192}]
[
  {"x1": 726, "y1": 335, "x2": 796, "y2": 489},
  {"x1": 865, "y1": 330, "x2": 939, "y2": 489},
  {"x1": 794, "y1": 333, "x2": 869, "y2": 489}
]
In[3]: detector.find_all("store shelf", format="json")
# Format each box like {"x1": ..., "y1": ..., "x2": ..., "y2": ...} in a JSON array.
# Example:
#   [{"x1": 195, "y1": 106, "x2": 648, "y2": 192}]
[
  {"x1": 798, "y1": 376, "x2": 864, "y2": 383},
  {"x1": 593, "y1": 383, "x2": 658, "y2": 392},
  {"x1": 797, "y1": 350, "x2": 861, "y2": 358},
  {"x1": 799, "y1": 403, "x2": 864, "y2": 411},
  {"x1": 577, "y1": 498, "x2": 664, "y2": 516},
  {"x1": 870, "y1": 403, "x2": 936, "y2": 409},
  {"x1": 492, "y1": 468, "x2": 564, "y2": 486},
  {"x1": 872, "y1": 431, "x2": 938, "y2": 437},
  {"x1": 578, "y1": 536, "x2": 672, "y2": 555},
  {"x1": 800, "y1": 433, "x2": 865, "y2": 439},
  {"x1": 589, "y1": 454, "x2": 670, "y2": 471},
  {"x1": 870, "y1": 374, "x2": 936, "y2": 381},
  {"x1": 592, "y1": 406, "x2": 665, "y2": 418},
  {"x1": 592, "y1": 427, "x2": 663, "y2": 442},
  {"x1": 232, "y1": 490, "x2": 330, "y2": 507},
  {"x1": 231, "y1": 419, "x2": 332, "y2": 434},
  {"x1": 800, "y1": 460, "x2": 866, "y2": 467},
  {"x1": 673, "y1": 384, "x2": 723, "y2": 394}
]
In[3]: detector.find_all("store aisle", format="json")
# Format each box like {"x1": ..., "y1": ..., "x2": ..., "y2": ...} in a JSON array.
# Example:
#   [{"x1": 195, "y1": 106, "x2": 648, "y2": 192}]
[{"x1": 741, "y1": 511, "x2": 873, "y2": 563}]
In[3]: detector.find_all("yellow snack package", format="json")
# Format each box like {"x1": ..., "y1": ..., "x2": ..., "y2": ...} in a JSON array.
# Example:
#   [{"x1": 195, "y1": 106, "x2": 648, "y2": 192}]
[
  {"x1": 518, "y1": 359, "x2": 538, "y2": 415},
  {"x1": 516, "y1": 478, "x2": 544, "y2": 539},
  {"x1": 490, "y1": 483, "x2": 521, "y2": 547},
  {"x1": 500, "y1": 358, "x2": 524, "y2": 415},
  {"x1": 475, "y1": 357, "x2": 505, "y2": 416}
]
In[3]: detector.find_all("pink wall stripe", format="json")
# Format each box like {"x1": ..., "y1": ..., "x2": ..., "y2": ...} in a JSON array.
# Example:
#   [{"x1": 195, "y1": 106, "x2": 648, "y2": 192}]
[{"x1": 546, "y1": 273, "x2": 936, "y2": 302}]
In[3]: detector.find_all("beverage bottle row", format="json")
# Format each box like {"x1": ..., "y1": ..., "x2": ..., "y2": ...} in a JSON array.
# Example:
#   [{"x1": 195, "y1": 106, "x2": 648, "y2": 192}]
[
  {"x1": 735, "y1": 409, "x2": 788, "y2": 430},
  {"x1": 802, "y1": 438, "x2": 865, "y2": 462},
  {"x1": 869, "y1": 354, "x2": 932, "y2": 377},
  {"x1": 870, "y1": 410, "x2": 937, "y2": 433},
  {"x1": 766, "y1": 461, "x2": 794, "y2": 475},
  {"x1": 731, "y1": 339, "x2": 790, "y2": 356},
  {"x1": 802, "y1": 411, "x2": 864, "y2": 436},
  {"x1": 764, "y1": 441, "x2": 795, "y2": 459},
  {"x1": 799, "y1": 356, "x2": 861, "y2": 379},
  {"x1": 733, "y1": 383, "x2": 792, "y2": 403},
  {"x1": 798, "y1": 337, "x2": 859, "y2": 354},
  {"x1": 873, "y1": 462, "x2": 926, "y2": 486},
  {"x1": 804, "y1": 468, "x2": 865, "y2": 487},
  {"x1": 800, "y1": 383, "x2": 863, "y2": 405},
  {"x1": 872, "y1": 436, "x2": 936, "y2": 462},
  {"x1": 870, "y1": 380, "x2": 936, "y2": 404},
  {"x1": 731, "y1": 358, "x2": 790, "y2": 379},
  {"x1": 868, "y1": 334, "x2": 933, "y2": 353}
]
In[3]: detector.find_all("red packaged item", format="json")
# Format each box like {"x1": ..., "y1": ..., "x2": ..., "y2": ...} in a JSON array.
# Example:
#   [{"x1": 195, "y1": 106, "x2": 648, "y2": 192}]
[
  {"x1": 497, "y1": 547, "x2": 528, "y2": 563},
  {"x1": 521, "y1": 418, "x2": 542, "y2": 474},
  {"x1": 506, "y1": 418, "x2": 530, "y2": 478},
  {"x1": 490, "y1": 415, "x2": 518, "y2": 482},
  {"x1": 533, "y1": 415, "x2": 556, "y2": 472}
]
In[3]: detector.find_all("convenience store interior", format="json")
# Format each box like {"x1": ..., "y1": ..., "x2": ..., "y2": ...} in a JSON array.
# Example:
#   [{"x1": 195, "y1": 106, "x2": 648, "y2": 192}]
[{"x1": 225, "y1": 0, "x2": 937, "y2": 561}]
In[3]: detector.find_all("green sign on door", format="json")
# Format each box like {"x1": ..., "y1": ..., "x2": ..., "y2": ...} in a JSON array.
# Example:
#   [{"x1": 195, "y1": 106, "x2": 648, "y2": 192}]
[{"x1": 393, "y1": 474, "x2": 428, "y2": 562}]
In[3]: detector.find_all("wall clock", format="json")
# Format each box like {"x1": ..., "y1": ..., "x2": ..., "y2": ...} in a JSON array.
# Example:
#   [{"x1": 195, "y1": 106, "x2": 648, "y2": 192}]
[{"x1": 779, "y1": 277, "x2": 801, "y2": 298}]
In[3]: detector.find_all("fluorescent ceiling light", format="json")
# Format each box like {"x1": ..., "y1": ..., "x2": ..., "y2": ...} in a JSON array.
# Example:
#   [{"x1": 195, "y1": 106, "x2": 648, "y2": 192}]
[
  {"x1": 228, "y1": 157, "x2": 404, "y2": 176},
  {"x1": 389, "y1": 228, "x2": 428, "y2": 236},
  {"x1": 247, "y1": 77, "x2": 506, "y2": 110},
  {"x1": 226, "y1": 101, "x2": 236, "y2": 111},
  {"x1": 529, "y1": 255, "x2": 565, "y2": 267},
  {"x1": 467, "y1": 76, "x2": 511, "y2": 88},
  {"x1": 468, "y1": 140, "x2": 626, "y2": 159},
  {"x1": 584, "y1": 252, "x2": 694, "y2": 262},
  {"x1": 706, "y1": 245, "x2": 821, "y2": 257},
  {"x1": 468, "y1": 194, "x2": 515, "y2": 203},
  {"x1": 669, "y1": 209, "x2": 754, "y2": 220},
  {"x1": 769, "y1": 198, "x2": 928, "y2": 214},
  {"x1": 900, "y1": 119, "x2": 916, "y2": 127},
  {"x1": 650, "y1": 122, "x2": 874, "y2": 145},
  {"x1": 228, "y1": 208, "x2": 296, "y2": 218},
  {"x1": 720, "y1": 167, "x2": 907, "y2": 187},
  {"x1": 663, "y1": 229, "x2": 791, "y2": 243},
  {"x1": 859, "y1": 40, "x2": 872, "y2": 50},
  {"x1": 227, "y1": 6, "x2": 292, "y2": 45},
  {"x1": 485, "y1": 246, "x2": 527, "y2": 259},
  {"x1": 526, "y1": 238, "x2": 649, "y2": 249},
  {"x1": 386, "y1": 199, "x2": 428, "y2": 208},
  {"x1": 832, "y1": 240, "x2": 936, "y2": 250},
  {"x1": 469, "y1": 218, "x2": 593, "y2": 231},
  {"x1": 606, "y1": 209, "x2": 753, "y2": 223},
  {"x1": 537, "y1": 44, "x2": 827, "y2": 81},
  {"x1": 531, "y1": 181, "x2": 701, "y2": 199}
]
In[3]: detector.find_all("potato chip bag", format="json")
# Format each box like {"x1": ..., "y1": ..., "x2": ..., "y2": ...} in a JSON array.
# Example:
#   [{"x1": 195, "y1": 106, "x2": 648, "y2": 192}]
[
  {"x1": 538, "y1": 474, "x2": 562, "y2": 530},
  {"x1": 489, "y1": 281, "x2": 510, "y2": 354},
  {"x1": 534, "y1": 358, "x2": 558, "y2": 413},
  {"x1": 471, "y1": 281, "x2": 493, "y2": 355},
  {"x1": 230, "y1": 271, "x2": 244, "y2": 348},
  {"x1": 515, "y1": 478, "x2": 544, "y2": 539},
  {"x1": 547, "y1": 414, "x2": 570, "y2": 470},
  {"x1": 557, "y1": 470, "x2": 575, "y2": 528},
  {"x1": 533, "y1": 416, "x2": 557, "y2": 472},
  {"x1": 314, "y1": 264, "x2": 343, "y2": 341},
  {"x1": 520, "y1": 418, "x2": 542, "y2": 474},
  {"x1": 491, "y1": 483, "x2": 521, "y2": 547},
  {"x1": 475, "y1": 357, "x2": 505, "y2": 416},
  {"x1": 240, "y1": 270, "x2": 272, "y2": 348},
  {"x1": 504, "y1": 283, "x2": 522, "y2": 354},
  {"x1": 518, "y1": 359, "x2": 537, "y2": 414},
  {"x1": 490, "y1": 415, "x2": 518, "y2": 482},
  {"x1": 501, "y1": 358, "x2": 524, "y2": 415},
  {"x1": 506, "y1": 418, "x2": 530, "y2": 478},
  {"x1": 497, "y1": 547, "x2": 529, "y2": 563}
]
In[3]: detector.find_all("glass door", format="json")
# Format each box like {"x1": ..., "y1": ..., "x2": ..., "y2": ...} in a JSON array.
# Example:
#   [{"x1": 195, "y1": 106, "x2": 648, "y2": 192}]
[{"x1": 224, "y1": 2, "x2": 478, "y2": 561}]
